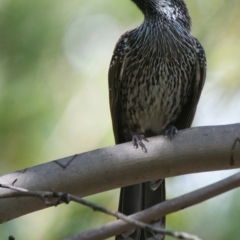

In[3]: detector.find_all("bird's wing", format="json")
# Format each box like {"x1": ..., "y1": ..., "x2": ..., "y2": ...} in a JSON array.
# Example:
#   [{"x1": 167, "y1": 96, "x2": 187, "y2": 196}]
[
  {"x1": 175, "y1": 38, "x2": 206, "y2": 129},
  {"x1": 108, "y1": 32, "x2": 130, "y2": 144}
]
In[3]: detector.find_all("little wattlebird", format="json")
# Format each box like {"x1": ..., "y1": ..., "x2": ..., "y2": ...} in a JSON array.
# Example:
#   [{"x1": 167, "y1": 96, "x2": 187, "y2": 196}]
[{"x1": 108, "y1": 0, "x2": 206, "y2": 239}]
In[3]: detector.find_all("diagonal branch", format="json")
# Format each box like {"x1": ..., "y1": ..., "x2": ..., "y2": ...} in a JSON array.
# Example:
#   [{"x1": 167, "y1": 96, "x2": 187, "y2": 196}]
[
  {"x1": 0, "y1": 124, "x2": 240, "y2": 222},
  {"x1": 0, "y1": 184, "x2": 201, "y2": 240},
  {"x1": 66, "y1": 171, "x2": 240, "y2": 240}
]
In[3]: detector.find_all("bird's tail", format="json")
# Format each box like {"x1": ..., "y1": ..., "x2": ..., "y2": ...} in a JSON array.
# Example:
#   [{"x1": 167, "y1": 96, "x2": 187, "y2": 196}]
[{"x1": 116, "y1": 180, "x2": 166, "y2": 240}]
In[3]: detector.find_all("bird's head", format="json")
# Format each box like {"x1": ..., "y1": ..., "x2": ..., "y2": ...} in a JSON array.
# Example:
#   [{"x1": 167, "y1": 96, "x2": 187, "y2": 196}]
[{"x1": 131, "y1": 0, "x2": 191, "y2": 30}]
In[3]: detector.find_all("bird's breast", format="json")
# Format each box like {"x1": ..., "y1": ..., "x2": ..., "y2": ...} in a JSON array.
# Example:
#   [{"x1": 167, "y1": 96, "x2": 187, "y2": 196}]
[{"x1": 121, "y1": 51, "x2": 194, "y2": 135}]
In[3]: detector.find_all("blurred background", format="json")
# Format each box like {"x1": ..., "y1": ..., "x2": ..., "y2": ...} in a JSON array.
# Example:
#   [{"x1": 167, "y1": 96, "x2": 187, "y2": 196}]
[{"x1": 0, "y1": 0, "x2": 240, "y2": 239}]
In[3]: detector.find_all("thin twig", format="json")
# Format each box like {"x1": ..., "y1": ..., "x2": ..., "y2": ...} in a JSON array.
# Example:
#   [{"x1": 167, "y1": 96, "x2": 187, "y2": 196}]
[
  {"x1": 0, "y1": 183, "x2": 201, "y2": 240},
  {"x1": 67, "y1": 171, "x2": 240, "y2": 240}
]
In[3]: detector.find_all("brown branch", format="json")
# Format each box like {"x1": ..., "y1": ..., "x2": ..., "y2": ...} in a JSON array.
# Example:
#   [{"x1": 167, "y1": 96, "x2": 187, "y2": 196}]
[
  {"x1": 231, "y1": 138, "x2": 240, "y2": 165},
  {"x1": 66, "y1": 171, "x2": 240, "y2": 240},
  {"x1": 0, "y1": 184, "x2": 201, "y2": 240},
  {"x1": 0, "y1": 123, "x2": 240, "y2": 222}
]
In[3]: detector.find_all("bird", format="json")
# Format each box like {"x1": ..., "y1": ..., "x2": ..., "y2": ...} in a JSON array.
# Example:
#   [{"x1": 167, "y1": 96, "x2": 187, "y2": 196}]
[{"x1": 108, "y1": 0, "x2": 206, "y2": 239}]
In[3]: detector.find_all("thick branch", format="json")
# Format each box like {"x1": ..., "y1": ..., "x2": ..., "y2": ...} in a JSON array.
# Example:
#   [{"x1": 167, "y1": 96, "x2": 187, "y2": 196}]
[{"x1": 0, "y1": 123, "x2": 240, "y2": 222}]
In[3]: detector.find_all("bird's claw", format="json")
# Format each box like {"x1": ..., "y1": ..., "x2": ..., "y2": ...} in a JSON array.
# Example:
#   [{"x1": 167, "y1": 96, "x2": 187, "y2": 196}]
[
  {"x1": 164, "y1": 125, "x2": 178, "y2": 140},
  {"x1": 132, "y1": 134, "x2": 149, "y2": 152}
]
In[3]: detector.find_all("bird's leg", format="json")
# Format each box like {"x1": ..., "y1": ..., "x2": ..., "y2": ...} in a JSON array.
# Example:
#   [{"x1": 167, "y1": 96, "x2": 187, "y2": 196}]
[
  {"x1": 132, "y1": 134, "x2": 149, "y2": 152},
  {"x1": 164, "y1": 125, "x2": 178, "y2": 140}
]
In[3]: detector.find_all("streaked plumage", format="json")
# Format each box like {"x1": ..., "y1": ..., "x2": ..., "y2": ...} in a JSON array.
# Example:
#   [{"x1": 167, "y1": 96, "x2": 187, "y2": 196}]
[{"x1": 109, "y1": 0, "x2": 206, "y2": 239}]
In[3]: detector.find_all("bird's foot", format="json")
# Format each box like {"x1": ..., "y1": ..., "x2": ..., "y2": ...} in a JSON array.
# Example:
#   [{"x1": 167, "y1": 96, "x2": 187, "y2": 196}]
[
  {"x1": 164, "y1": 125, "x2": 178, "y2": 140},
  {"x1": 132, "y1": 134, "x2": 149, "y2": 153}
]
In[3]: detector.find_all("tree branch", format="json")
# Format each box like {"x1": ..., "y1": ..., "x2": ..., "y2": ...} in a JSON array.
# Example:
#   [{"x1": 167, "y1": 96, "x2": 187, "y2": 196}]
[
  {"x1": 0, "y1": 123, "x2": 240, "y2": 222},
  {"x1": 66, "y1": 171, "x2": 240, "y2": 240},
  {"x1": 0, "y1": 184, "x2": 201, "y2": 240}
]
